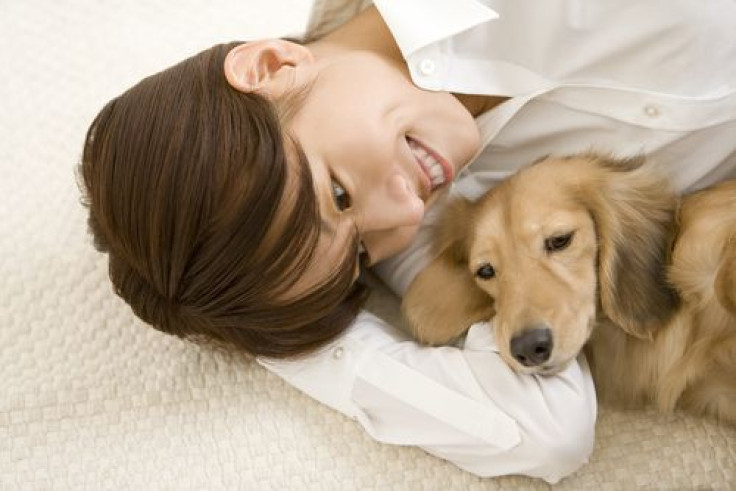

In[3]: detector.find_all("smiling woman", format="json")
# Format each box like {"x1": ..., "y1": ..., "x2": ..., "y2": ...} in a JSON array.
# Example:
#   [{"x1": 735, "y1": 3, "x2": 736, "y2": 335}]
[
  {"x1": 80, "y1": 42, "x2": 366, "y2": 359},
  {"x1": 80, "y1": 6, "x2": 491, "y2": 362},
  {"x1": 249, "y1": 40, "x2": 483, "y2": 265}
]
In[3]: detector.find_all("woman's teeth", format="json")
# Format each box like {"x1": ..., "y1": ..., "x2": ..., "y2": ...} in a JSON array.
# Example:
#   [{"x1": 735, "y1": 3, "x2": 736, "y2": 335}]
[{"x1": 408, "y1": 139, "x2": 445, "y2": 188}]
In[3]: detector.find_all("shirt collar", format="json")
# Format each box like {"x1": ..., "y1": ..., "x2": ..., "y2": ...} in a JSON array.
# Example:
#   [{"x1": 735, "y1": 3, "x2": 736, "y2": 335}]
[{"x1": 373, "y1": 0, "x2": 498, "y2": 58}]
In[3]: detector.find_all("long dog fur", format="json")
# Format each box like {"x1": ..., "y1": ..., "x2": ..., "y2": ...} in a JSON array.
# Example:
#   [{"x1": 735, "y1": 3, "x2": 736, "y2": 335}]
[{"x1": 402, "y1": 154, "x2": 736, "y2": 424}]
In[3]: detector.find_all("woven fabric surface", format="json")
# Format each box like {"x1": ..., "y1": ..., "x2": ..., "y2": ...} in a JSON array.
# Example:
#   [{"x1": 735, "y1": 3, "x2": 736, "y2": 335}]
[{"x1": 1, "y1": 1, "x2": 735, "y2": 489}]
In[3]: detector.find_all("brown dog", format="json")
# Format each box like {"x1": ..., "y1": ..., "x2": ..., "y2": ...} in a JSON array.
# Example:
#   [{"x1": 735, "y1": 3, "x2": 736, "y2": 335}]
[{"x1": 402, "y1": 154, "x2": 736, "y2": 423}]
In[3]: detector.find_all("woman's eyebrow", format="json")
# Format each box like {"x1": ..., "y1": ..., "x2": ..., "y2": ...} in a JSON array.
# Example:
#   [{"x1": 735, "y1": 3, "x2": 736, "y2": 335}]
[
  {"x1": 289, "y1": 136, "x2": 339, "y2": 241},
  {"x1": 287, "y1": 132, "x2": 342, "y2": 246}
]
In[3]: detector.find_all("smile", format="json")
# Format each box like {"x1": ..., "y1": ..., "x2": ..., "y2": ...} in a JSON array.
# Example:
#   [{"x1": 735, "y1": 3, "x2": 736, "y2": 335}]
[{"x1": 406, "y1": 136, "x2": 453, "y2": 195}]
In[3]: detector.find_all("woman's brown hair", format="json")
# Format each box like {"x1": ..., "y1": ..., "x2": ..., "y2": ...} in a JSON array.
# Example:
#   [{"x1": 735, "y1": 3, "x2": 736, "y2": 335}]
[{"x1": 79, "y1": 42, "x2": 367, "y2": 358}]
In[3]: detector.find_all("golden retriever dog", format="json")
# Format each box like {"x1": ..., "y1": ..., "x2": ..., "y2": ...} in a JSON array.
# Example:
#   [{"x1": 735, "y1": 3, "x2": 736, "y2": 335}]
[{"x1": 402, "y1": 154, "x2": 736, "y2": 424}]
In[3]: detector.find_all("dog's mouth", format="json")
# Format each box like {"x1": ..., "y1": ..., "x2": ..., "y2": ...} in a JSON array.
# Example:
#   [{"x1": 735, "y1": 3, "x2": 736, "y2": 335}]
[
  {"x1": 513, "y1": 357, "x2": 575, "y2": 377},
  {"x1": 537, "y1": 359, "x2": 574, "y2": 376},
  {"x1": 501, "y1": 341, "x2": 579, "y2": 377}
]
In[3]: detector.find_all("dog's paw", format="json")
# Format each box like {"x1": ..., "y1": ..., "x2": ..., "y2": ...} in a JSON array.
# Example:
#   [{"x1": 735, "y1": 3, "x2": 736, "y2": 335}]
[{"x1": 402, "y1": 253, "x2": 493, "y2": 345}]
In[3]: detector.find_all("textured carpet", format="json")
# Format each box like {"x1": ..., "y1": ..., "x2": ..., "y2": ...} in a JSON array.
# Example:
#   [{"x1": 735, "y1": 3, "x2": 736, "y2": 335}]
[{"x1": 1, "y1": 1, "x2": 735, "y2": 489}]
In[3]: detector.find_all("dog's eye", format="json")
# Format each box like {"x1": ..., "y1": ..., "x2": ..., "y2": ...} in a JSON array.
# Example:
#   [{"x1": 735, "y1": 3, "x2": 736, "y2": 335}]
[
  {"x1": 475, "y1": 263, "x2": 496, "y2": 280},
  {"x1": 544, "y1": 232, "x2": 574, "y2": 253}
]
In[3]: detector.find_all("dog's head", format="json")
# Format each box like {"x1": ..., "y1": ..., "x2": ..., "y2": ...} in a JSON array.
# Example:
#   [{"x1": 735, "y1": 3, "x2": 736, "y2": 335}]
[{"x1": 402, "y1": 154, "x2": 680, "y2": 375}]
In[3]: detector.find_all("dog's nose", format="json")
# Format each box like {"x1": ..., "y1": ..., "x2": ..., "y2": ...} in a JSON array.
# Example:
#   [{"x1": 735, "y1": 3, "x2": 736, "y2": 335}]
[{"x1": 510, "y1": 327, "x2": 553, "y2": 367}]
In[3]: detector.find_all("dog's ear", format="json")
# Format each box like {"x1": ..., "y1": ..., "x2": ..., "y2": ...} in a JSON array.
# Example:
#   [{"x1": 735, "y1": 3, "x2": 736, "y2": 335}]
[
  {"x1": 715, "y1": 238, "x2": 736, "y2": 316},
  {"x1": 582, "y1": 155, "x2": 681, "y2": 339},
  {"x1": 402, "y1": 198, "x2": 494, "y2": 345}
]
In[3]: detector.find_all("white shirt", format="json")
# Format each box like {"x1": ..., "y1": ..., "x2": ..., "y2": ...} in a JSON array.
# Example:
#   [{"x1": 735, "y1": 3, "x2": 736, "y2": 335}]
[{"x1": 259, "y1": 0, "x2": 736, "y2": 483}]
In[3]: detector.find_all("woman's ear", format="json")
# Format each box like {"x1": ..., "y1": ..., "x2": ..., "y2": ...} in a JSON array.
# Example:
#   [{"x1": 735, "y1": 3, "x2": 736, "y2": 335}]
[{"x1": 224, "y1": 40, "x2": 314, "y2": 98}]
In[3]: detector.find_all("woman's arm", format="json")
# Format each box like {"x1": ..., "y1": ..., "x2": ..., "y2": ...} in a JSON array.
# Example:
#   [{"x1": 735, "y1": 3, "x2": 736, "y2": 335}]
[{"x1": 257, "y1": 312, "x2": 596, "y2": 484}]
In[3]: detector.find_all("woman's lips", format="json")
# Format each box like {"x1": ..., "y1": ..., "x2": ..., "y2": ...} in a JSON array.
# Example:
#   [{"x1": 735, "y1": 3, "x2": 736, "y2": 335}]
[{"x1": 406, "y1": 136, "x2": 454, "y2": 201}]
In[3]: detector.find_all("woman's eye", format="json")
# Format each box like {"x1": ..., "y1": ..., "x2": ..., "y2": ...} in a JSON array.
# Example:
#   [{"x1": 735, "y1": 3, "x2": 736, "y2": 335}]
[{"x1": 331, "y1": 178, "x2": 352, "y2": 211}]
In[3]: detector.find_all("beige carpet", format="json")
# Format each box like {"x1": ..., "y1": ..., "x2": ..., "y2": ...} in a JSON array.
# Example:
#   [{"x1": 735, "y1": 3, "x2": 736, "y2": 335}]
[{"x1": 1, "y1": 1, "x2": 735, "y2": 489}]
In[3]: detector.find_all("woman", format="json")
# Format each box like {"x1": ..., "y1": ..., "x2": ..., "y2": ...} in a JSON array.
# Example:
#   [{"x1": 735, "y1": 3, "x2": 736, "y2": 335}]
[{"x1": 80, "y1": 0, "x2": 736, "y2": 482}]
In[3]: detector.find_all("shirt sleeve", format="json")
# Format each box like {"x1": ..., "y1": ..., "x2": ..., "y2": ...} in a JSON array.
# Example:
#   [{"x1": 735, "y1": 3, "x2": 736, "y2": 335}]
[{"x1": 257, "y1": 312, "x2": 597, "y2": 484}]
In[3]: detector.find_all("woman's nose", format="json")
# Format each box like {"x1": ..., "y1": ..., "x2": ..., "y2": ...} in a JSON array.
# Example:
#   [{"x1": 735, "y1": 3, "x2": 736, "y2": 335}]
[{"x1": 358, "y1": 173, "x2": 424, "y2": 232}]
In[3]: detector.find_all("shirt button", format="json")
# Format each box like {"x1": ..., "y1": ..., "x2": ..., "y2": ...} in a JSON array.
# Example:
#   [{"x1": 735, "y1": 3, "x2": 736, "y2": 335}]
[
  {"x1": 332, "y1": 346, "x2": 345, "y2": 360},
  {"x1": 418, "y1": 58, "x2": 436, "y2": 76},
  {"x1": 643, "y1": 104, "x2": 660, "y2": 118}
]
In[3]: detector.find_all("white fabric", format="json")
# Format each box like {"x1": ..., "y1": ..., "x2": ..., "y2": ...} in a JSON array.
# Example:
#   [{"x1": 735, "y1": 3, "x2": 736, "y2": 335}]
[
  {"x1": 260, "y1": 315, "x2": 595, "y2": 482},
  {"x1": 260, "y1": 0, "x2": 736, "y2": 483},
  {"x1": 374, "y1": 0, "x2": 498, "y2": 57}
]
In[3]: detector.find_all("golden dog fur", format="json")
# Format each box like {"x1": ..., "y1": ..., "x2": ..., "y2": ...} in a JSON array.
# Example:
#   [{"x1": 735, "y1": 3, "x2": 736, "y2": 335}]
[{"x1": 402, "y1": 154, "x2": 736, "y2": 424}]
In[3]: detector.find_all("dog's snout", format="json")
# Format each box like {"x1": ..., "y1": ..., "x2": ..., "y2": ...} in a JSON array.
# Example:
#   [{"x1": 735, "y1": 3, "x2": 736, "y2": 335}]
[{"x1": 510, "y1": 326, "x2": 553, "y2": 367}]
